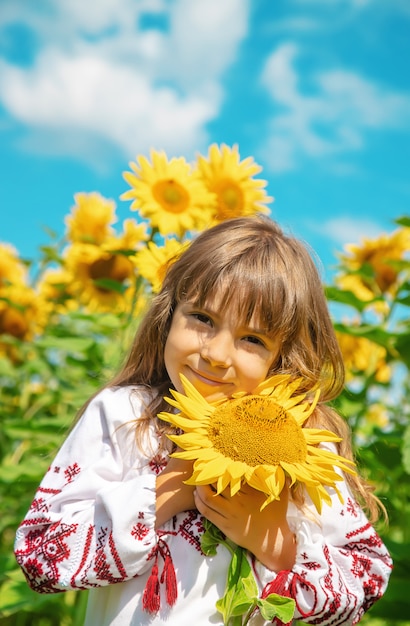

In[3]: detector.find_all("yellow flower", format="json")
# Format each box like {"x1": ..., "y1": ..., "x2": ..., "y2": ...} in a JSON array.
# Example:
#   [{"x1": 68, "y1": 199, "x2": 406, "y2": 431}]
[
  {"x1": 133, "y1": 239, "x2": 188, "y2": 293},
  {"x1": 159, "y1": 374, "x2": 356, "y2": 513},
  {"x1": 339, "y1": 227, "x2": 410, "y2": 297},
  {"x1": 117, "y1": 219, "x2": 149, "y2": 250},
  {"x1": 365, "y1": 404, "x2": 389, "y2": 429},
  {"x1": 64, "y1": 242, "x2": 136, "y2": 313},
  {"x1": 0, "y1": 243, "x2": 27, "y2": 287},
  {"x1": 195, "y1": 144, "x2": 273, "y2": 222},
  {"x1": 336, "y1": 331, "x2": 391, "y2": 383},
  {"x1": 37, "y1": 267, "x2": 78, "y2": 315},
  {"x1": 121, "y1": 150, "x2": 215, "y2": 236},
  {"x1": 0, "y1": 284, "x2": 47, "y2": 341},
  {"x1": 65, "y1": 192, "x2": 117, "y2": 244},
  {"x1": 336, "y1": 274, "x2": 389, "y2": 316}
]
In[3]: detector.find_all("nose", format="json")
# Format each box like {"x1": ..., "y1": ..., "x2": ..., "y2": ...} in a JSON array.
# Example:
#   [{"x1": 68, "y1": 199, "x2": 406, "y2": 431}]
[{"x1": 200, "y1": 331, "x2": 233, "y2": 368}]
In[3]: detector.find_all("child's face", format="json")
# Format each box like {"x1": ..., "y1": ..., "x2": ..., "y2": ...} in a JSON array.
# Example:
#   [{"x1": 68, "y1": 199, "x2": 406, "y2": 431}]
[{"x1": 164, "y1": 293, "x2": 279, "y2": 402}]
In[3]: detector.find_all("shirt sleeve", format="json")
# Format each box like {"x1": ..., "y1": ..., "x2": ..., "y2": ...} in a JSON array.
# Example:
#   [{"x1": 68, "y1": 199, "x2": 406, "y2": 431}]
[
  {"x1": 14, "y1": 387, "x2": 161, "y2": 593},
  {"x1": 253, "y1": 449, "x2": 393, "y2": 625}
]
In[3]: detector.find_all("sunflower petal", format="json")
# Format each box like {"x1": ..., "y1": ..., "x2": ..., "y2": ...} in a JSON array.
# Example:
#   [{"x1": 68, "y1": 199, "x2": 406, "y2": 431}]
[{"x1": 168, "y1": 433, "x2": 211, "y2": 449}]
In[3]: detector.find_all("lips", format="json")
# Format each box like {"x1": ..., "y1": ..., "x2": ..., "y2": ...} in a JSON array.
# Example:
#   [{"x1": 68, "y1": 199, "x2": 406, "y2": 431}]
[{"x1": 189, "y1": 367, "x2": 231, "y2": 387}]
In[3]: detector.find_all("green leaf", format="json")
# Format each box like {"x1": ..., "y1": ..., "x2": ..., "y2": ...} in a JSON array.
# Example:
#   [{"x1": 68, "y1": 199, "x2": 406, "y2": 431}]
[
  {"x1": 200, "y1": 519, "x2": 226, "y2": 556},
  {"x1": 394, "y1": 333, "x2": 410, "y2": 368},
  {"x1": 402, "y1": 423, "x2": 410, "y2": 475},
  {"x1": 39, "y1": 245, "x2": 61, "y2": 263},
  {"x1": 93, "y1": 278, "x2": 128, "y2": 294},
  {"x1": 241, "y1": 575, "x2": 258, "y2": 600},
  {"x1": 395, "y1": 215, "x2": 410, "y2": 228},
  {"x1": 333, "y1": 323, "x2": 394, "y2": 350},
  {"x1": 108, "y1": 248, "x2": 138, "y2": 257},
  {"x1": 216, "y1": 546, "x2": 255, "y2": 623},
  {"x1": 324, "y1": 286, "x2": 369, "y2": 312},
  {"x1": 36, "y1": 336, "x2": 95, "y2": 352},
  {"x1": 256, "y1": 593, "x2": 296, "y2": 622}
]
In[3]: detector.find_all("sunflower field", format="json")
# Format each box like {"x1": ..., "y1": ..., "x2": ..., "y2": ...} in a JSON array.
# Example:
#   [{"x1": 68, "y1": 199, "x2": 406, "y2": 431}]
[{"x1": 0, "y1": 145, "x2": 409, "y2": 625}]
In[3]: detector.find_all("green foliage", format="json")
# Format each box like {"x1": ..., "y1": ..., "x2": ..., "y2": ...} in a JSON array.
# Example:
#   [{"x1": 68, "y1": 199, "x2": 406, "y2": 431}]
[
  {"x1": 0, "y1": 309, "x2": 134, "y2": 624},
  {"x1": 327, "y1": 230, "x2": 410, "y2": 625}
]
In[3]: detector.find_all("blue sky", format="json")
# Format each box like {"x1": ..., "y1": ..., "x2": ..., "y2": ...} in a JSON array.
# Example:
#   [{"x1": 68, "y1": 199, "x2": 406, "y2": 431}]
[{"x1": 1, "y1": 0, "x2": 409, "y2": 281}]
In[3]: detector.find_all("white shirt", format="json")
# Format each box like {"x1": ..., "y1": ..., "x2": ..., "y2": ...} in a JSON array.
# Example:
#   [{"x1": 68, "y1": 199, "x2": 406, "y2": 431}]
[{"x1": 14, "y1": 386, "x2": 392, "y2": 625}]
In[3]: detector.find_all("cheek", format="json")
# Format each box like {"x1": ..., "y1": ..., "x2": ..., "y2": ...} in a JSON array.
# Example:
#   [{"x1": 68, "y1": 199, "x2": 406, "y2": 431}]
[
  {"x1": 164, "y1": 335, "x2": 176, "y2": 372},
  {"x1": 243, "y1": 356, "x2": 274, "y2": 386}
]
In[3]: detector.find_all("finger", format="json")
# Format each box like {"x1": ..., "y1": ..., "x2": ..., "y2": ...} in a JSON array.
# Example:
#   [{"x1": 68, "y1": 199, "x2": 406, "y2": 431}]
[{"x1": 194, "y1": 488, "x2": 229, "y2": 519}]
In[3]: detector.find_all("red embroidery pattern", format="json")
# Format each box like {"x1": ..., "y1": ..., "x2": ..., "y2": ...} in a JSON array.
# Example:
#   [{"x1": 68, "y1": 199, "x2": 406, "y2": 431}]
[
  {"x1": 71, "y1": 525, "x2": 94, "y2": 589},
  {"x1": 131, "y1": 522, "x2": 150, "y2": 541},
  {"x1": 92, "y1": 527, "x2": 128, "y2": 584},
  {"x1": 178, "y1": 510, "x2": 204, "y2": 552},
  {"x1": 64, "y1": 463, "x2": 81, "y2": 483},
  {"x1": 30, "y1": 497, "x2": 49, "y2": 513},
  {"x1": 15, "y1": 521, "x2": 78, "y2": 593},
  {"x1": 346, "y1": 497, "x2": 359, "y2": 517},
  {"x1": 261, "y1": 519, "x2": 392, "y2": 626},
  {"x1": 149, "y1": 453, "x2": 168, "y2": 475}
]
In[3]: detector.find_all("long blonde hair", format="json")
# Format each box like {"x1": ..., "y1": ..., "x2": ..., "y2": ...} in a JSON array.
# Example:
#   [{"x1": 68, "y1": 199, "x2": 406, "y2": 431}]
[{"x1": 100, "y1": 216, "x2": 384, "y2": 521}]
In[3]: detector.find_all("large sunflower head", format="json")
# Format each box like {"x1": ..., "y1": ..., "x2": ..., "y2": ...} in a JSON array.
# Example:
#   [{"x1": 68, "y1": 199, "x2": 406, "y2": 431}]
[
  {"x1": 121, "y1": 150, "x2": 215, "y2": 236},
  {"x1": 195, "y1": 144, "x2": 273, "y2": 222},
  {"x1": 159, "y1": 374, "x2": 356, "y2": 513}
]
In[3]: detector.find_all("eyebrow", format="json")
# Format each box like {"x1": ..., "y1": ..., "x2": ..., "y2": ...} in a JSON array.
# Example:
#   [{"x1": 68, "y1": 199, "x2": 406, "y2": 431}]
[{"x1": 185, "y1": 301, "x2": 269, "y2": 336}]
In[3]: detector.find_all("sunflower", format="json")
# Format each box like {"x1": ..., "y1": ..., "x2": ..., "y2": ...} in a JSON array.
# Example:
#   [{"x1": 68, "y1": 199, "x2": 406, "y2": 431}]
[
  {"x1": 121, "y1": 150, "x2": 214, "y2": 236},
  {"x1": 0, "y1": 284, "x2": 47, "y2": 341},
  {"x1": 0, "y1": 243, "x2": 27, "y2": 288},
  {"x1": 119, "y1": 219, "x2": 149, "y2": 250},
  {"x1": 37, "y1": 267, "x2": 78, "y2": 316},
  {"x1": 336, "y1": 330, "x2": 390, "y2": 384},
  {"x1": 133, "y1": 239, "x2": 188, "y2": 293},
  {"x1": 64, "y1": 242, "x2": 136, "y2": 313},
  {"x1": 159, "y1": 374, "x2": 356, "y2": 513},
  {"x1": 339, "y1": 227, "x2": 410, "y2": 296},
  {"x1": 65, "y1": 192, "x2": 117, "y2": 244},
  {"x1": 195, "y1": 144, "x2": 273, "y2": 222}
]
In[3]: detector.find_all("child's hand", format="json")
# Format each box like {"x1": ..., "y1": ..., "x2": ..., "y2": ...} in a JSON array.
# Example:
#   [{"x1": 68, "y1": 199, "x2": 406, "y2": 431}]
[
  {"x1": 194, "y1": 483, "x2": 296, "y2": 572},
  {"x1": 155, "y1": 455, "x2": 196, "y2": 528}
]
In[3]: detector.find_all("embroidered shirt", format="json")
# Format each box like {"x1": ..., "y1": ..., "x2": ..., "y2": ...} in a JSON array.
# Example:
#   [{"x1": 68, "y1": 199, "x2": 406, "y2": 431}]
[{"x1": 14, "y1": 386, "x2": 392, "y2": 625}]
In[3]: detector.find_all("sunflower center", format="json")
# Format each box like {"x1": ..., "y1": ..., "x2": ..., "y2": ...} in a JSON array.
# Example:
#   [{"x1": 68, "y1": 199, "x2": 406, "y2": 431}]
[
  {"x1": 152, "y1": 179, "x2": 190, "y2": 214},
  {"x1": 212, "y1": 178, "x2": 244, "y2": 219},
  {"x1": 89, "y1": 255, "x2": 131, "y2": 290},
  {"x1": 0, "y1": 308, "x2": 29, "y2": 338},
  {"x1": 207, "y1": 396, "x2": 307, "y2": 466}
]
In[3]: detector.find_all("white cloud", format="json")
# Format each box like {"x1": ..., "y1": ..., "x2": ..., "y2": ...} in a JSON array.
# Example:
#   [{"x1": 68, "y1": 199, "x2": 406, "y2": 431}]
[
  {"x1": 0, "y1": 0, "x2": 249, "y2": 166},
  {"x1": 0, "y1": 51, "x2": 214, "y2": 158},
  {"x1": 313, "y1": 216, "x2": 387, "y2": 246},
  {"x1": 260, "y1": 42, "x2": 410, "y2": 172},
  {"x1": 165, "y1": 0, "x2": 248, "y2": 91}
]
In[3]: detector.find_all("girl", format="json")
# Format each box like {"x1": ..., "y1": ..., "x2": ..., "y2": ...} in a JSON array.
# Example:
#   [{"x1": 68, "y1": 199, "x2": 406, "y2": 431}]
[{"x1": 15, "y1": 216, "x2": 392, "y2": 625}]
